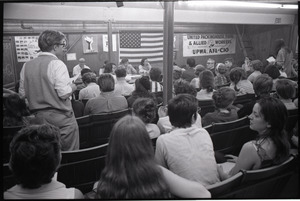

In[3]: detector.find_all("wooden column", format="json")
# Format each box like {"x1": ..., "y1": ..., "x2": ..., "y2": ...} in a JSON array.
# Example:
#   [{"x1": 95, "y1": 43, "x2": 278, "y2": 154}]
[{"x1": 163, "y1": 1, "x2": 174, "y2": 105}]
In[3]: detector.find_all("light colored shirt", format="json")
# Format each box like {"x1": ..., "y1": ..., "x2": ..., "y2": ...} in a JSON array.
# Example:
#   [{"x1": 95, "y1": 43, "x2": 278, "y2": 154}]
[
  {"x1": 114, "y1": 78, "x2": 135, "y2": 96},
  {"x1": 78, "y1": 82, "x2": 100, "y2": 100},
  {"x1": 157, "y1": 113, "x2": 202, "y2": 134},
  {"x1": 247, "y1": 71, "x2": 262, "y2": 83},
  {"x1": 19, "y1": 52, "x2": 72, "y2": 99},
  {"x1": 196, "y1": 89, "x2": 215, "y2": 100},
  {"x1": 230, "y1": 80, "x2": 254, "y2": 95},
  {"x1": 190, "y1": 77, "x2": 200, "y2": 89},
  {"x1": 139, "y1": 64, "x2": 152, "y2": 76},
  {"x1": 72, "y1": 64, "x2": 90, "y2": 76},
  {"x1": 155, "y1": 125, "x2": 220, "y2": 186},
  {"x1": 146, "y1": 123, "x2": 161, "y2": 139},
  {"x1": 84, "y1": 91, "x2": 128, "y2": 115},
  {"x1": 4, "y1": 180, "x2": 77, "y2": 199}
]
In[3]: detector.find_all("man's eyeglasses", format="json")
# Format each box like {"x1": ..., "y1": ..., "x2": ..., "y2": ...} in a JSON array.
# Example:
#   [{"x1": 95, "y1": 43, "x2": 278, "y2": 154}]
[{"x1": 57, "y1": 43, "x2": 67, "y2": 48}]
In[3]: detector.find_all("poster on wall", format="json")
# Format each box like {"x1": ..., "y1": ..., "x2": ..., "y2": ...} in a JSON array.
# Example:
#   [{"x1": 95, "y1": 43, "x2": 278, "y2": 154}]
[
  {"x1": 102, "y1": 34, "x2": 117, "y2": 52},
  {"x1": 15, "y1": 36, "x2": 40, "y2": 62},
  {"x1": 82, "y1": 34, "x2": 98, "y2": 54},
  {"x1": 182, "y1": 34, "x2": 236, "y2": 57}
]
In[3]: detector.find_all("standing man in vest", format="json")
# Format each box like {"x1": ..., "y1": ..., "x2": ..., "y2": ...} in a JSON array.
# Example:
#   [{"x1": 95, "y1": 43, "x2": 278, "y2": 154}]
[{"x1": 19, "y1": 30, "x2": 80, "y2": 151}]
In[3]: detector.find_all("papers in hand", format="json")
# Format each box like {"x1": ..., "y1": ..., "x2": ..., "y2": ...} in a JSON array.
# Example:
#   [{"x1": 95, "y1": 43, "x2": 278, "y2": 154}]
[
  {"x1": 266, "y1": 56, "x2": 276, "y2": 63},
  {"x1": 70, "y1": 73, "x2": 80, "y2": 83}
]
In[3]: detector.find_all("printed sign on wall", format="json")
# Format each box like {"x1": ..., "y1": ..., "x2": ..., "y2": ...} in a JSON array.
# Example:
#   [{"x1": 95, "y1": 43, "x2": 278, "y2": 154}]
[
  {"x1": 102, "y1": 34, "x2": 117, "y2": 52},
  {"x1": 15, "y1": 36, "x2": 40, "y2": 62},
  {"x1": 182, "y1": 34, "x2": 236, "y2": 57},
  {"x1": 82, "y1": 34, "x2": 98, "y2": 54}
]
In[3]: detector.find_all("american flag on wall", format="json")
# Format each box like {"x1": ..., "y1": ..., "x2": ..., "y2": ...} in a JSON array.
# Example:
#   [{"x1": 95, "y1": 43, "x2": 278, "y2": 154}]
[{"x1": 119, "y1": 31, "x2": 163, "y2": 66}]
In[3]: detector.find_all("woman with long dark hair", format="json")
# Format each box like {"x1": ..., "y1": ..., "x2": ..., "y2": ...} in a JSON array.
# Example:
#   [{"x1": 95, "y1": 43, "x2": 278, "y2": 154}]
[
  {"x1": 218, "y1": 97, "x2": 290, "y2": 180},
  {"x1": 95, "y1": 115, "x2": 210, "y2": 199}
]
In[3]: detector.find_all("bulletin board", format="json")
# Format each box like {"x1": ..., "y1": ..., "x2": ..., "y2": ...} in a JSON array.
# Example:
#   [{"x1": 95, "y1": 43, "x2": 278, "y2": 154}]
[{"x1": 3, "y1": 38, "x2": 16, "y2": 87}]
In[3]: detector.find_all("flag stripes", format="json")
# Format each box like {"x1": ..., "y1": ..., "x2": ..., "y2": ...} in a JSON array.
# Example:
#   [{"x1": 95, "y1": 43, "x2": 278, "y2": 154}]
[{"x1": 119, "y1": 32, "x2": 164, "y2": 66}]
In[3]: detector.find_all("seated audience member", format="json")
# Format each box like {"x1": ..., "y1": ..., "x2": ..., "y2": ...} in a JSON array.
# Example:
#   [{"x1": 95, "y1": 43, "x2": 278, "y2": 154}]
[
  {"x1": 132, "y1": 98, "x2": 160, "y2": 139},
  {"x1": 74, "y1": 68, "x2": 93, "y2": 91},
  {"x1": 238, "y1": 74, "x2": 273, "y2": 118},
  {"x1": 202, "y1": 87, "x2": 238, "y2": 127},
  {"x1": 206, "y1": 58, "x2": 216, "y2": 76},
  {"x1": 182, "y1": 57, "x2": 196, "y2": 82},
  {"x1": 264, "y1": 64, "x2": 281, "y2": 91},
  {"x1": 261, "y1": 55, "x2": 276, "y2": 74},
  {"x1": 155, "y1": 94, "x2": 220, "y2": 186},
  {"x1": 84, "y1": 73, "x2": 128, "y2": 115},
  {"x1": 99, "y1": 60, "x2": 108, "y2": 75},
  {"x1": 103, "y1": 62, "x2": 117, "y2": 81},
  {"x1": 224, "y1": 57, "x2": 237, "y2": 80},
  {"x1": 241, "y1": 56, "x2": 253, "y2": 77},
  {"x1": 119, "y1": 58, "x2": 137, "y2": 75},
  {"x1": 218, "y1": 97, "x2": 290, "y2": 180},
  {"x1": 3, "y1": 93, "x2": 32, "y2": 127},
  {"x1": 138, "y1": 58, "x2": 152, "y2": 76},
  {"x1": 229, "y1": 67, "x2": 254, "y2": 95},
  {"x1": 114, "y1": 67, "x2": 134, "y2": 96},
  {"x1": 214, "y1": 63, "x2": 229, "y2": 87},
  {"x1": 72, "y1": 57, "x2": 90, "y2": 77},
  {"x1": 275, "y1": 79, "x2": 297, "y2": 110},
  {"x1": 127, "y1": 76, "x2": 157, "y2": 108},
  {"x1": 78, "y1": 72, "x2": 100, "y2": 100},
  {"x1": 71, "y1": 99, "x2": 84, "y2": 118},
  {"x1": 247, "y1": 60, "x2": 262, "y2": 83},
  {"x1": 196, "y1": 70, "x2": 215, "y2": 100},
  {"x1": 95, "y1": 115, "x2": 211, "y2": 199},
  {"x1": 190, "y1": 64, "x2": 206, "y2": 89},
  {"x1": 149, "y1": 67, "x2": 163, "y2": 93},
  {"x1": 4, "y1": 124, "x2": 84, "y2": 199},
  {"x1": 157, "y1": 79, "x2": 201, "y2": 134}
]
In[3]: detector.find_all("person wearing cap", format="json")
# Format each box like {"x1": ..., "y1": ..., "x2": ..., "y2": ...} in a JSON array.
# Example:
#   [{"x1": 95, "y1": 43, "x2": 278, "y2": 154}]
[
  {"x1": 247, "y1": 60, "x2": 262, "y2": 83},
  {"x1": 72, "y1": 58, "x2": 91, "y2": 77}
]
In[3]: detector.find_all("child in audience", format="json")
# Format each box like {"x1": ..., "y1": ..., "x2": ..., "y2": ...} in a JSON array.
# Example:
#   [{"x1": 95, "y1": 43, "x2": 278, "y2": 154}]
[
  {"x1": 202, "y1": 87, "x2": 238, "y2": 127},
  {"x1": 275, "y1": 79, "x2": 297, "y2": 110},
  {"x1": 190, "y1": 64, "x2": 206, "y2": 89},
  {"x1": 155, "y1": 94, "x2": 220, "y2": 186},
  {"x1": 196, "y1": 70, "x2": 215, "y2": 100},
  {"x1": 95, "y1": 115, "x2": 211, "y2": 199},
  {"x1": 247, "y1": 60, "x2": 262, "y2": 83},
  {"x1": 229, "y1": 67, "x2": 254, "y2": 95},
  {"x1": 4, "y1": 124, "x2": 84, "y2": 199},
  {"x1": 238, "y1": 74, "x2": 273, "y2": 118},
  {"x1": 157, "y1": 79, "x2": 201, "y2": 134},
  {"x1": 218, "y1": 97, "x2": 290, "y2": 180},
  {"x1": 132, "y1": 98, "x2": 161, "y2": 139},
  {"x1": 214, "y1": 63, "x2": 229, "y2": 87}
]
